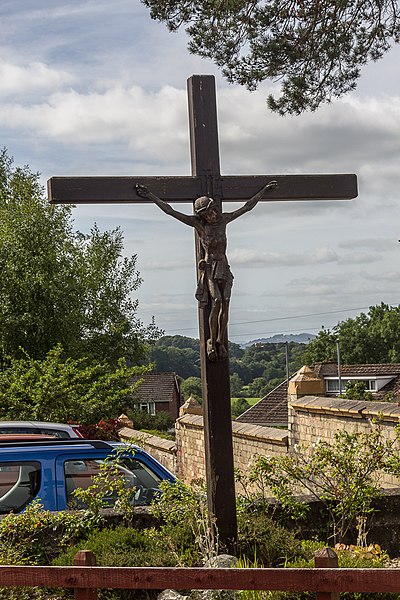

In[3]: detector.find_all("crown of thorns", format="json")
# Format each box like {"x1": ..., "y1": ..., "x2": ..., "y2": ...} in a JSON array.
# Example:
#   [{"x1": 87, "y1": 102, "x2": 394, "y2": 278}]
[{"x1": 194, "y1": 196, "x2": 216, "y2": 214}]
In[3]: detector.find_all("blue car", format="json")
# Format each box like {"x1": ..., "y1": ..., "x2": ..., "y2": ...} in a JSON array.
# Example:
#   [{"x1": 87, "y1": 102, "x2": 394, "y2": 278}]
[{"x1": 0, "y1": 438, "x2": 175, "y2": 514}]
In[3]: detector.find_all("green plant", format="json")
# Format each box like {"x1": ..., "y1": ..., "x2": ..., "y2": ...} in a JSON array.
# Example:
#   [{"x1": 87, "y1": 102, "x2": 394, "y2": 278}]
[
  {"x1": 151, "y1": 479, "x2": 217, "y2": 562},
  {"x1": 127, "y1": 409, "x2": 174, "y2": 432},
  {"x1": 245, "y1": 426, "x2": 400, "y2": 545},
  {"x1": 0, "y1": 500, "x2": 101, "y2": 565},
  {"x1": 72, "y1": 444, "x2": 138, "y2": 523},
  {"x1": 54, "y1": 525, "x2": 193, "y2": 600},
  {"x1": 0, "y1": 148, "x2": 160, "y2": 367},
  {"x1": 0, "y1": 345, "x2": 152, "y2": 424},
  {"x1": 236, "y1": 540, "x2": 395, "y2": 600},
  {"x1": 341, "y1": 380, "x2": 373, "y2": 402},
  {"x1": 237, "y1": 511, "x2": 302, "y2": 567}
]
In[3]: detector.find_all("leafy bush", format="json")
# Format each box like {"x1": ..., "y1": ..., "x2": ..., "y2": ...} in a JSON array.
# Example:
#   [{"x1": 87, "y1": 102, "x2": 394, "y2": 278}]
[
  {"x1": 237, "y1": 511, "x2": 302, "y2": 567},
  {"x1": 0, "y1": 501, "x2": 101, "y2": 565},
  {"x1": 151, "y1": 480, "x2": 210, "y2": 560},
  {"x1": 237, "y1": 541, "x2": 396, "y2": 600},
  {"x1": 0, "y1": 345, "x2": 151, "y2": 424},
  {"x1": 245, "y1": 426, "x2": 400, "y2": 544},
  {"x1": 54, "y1": 525, "x2": 198, "y2": 600},
  {"x1": 53, "y1": 525, "x2": 179, "y2": 567},
  {"x1": 231, "y1": 397, "x2": 250, "y2": 418},
  {"x1": 127, "y1": 409, "x2": 174, "y2": 432}
]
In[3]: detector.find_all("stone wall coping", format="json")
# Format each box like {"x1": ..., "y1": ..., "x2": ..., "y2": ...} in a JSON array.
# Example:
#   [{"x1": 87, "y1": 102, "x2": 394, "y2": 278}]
[
  {"x1": 291, "y1": 395, "x2": 400, "y2": 420},
  {"x1": 119, "y1": 426, "x2": 176, "y2": 454},
  {"x1": 176, "y1": 413, "x2": 204, "y2": 428},
  {"x1": 177, "y1": 413, "x2": 288, "y2": 445}
]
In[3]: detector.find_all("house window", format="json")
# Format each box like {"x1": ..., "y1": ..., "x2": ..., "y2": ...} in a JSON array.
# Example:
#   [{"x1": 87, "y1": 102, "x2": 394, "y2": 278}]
[
  {"x1": 326, "y1": 380, "x2": 341, "y2": 392},
  {"x1": 326, "y1": 378, "x2": 377, "y2": 393},
  {"x1": 140, "y1": 402, "x2": 156, "y2": 416}
]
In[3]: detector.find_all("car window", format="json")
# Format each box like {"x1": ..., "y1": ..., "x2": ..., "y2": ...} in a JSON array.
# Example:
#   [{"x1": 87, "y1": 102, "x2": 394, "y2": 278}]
[
  {"x1": 0, "y1": 427, "x2": 70, "y2": 438},
  {"x1": 39, "y1": 428, "x2": 70, "y2": 439},
  {"x1": 64, "y1": 457, "x2": 163, "y2": 507},
  {"x1": 0, "y1": 461, "x2": 41, "y2": 514}
]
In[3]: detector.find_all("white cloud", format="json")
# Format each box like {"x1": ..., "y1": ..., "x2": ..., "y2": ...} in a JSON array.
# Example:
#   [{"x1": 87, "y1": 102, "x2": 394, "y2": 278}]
[
  {"x1": 0, "y1": 85, "x2": 188, "y2": 165},
  {"x1": 0, "y1": 61, "x2": 74, "y2": 95}
]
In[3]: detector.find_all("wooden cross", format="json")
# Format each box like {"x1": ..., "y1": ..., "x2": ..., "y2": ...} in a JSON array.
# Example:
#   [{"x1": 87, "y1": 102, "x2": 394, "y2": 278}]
[{"x1": 48, "y1": 75, "x2": 357, "y2": 553}]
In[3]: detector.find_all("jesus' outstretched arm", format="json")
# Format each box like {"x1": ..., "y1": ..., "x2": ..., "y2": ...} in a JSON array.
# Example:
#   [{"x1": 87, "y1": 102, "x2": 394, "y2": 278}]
[
  {"x1": 225, "y1": 180, "x2": 278, "y2": 223},
  {"x1": 135, "y1": 184, "x2": 196, "y2": 228}
]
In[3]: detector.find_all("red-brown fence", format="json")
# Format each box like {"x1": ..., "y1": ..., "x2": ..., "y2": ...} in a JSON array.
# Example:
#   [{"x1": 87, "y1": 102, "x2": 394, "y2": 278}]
[{"x1": 0, "y1": 548, "x2": 399, "y2": 600}]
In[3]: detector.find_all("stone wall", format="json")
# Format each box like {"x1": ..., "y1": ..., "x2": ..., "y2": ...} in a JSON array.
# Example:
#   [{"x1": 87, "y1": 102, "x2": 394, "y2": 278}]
[
  {"x1": 119, "y1": 416, "x2": 288, "y2": 482},
  {"x1": 175, "y1": 413, "x2": 288, "y2": 483},
  {"x1": 289, "y1": 395, "x2": 400, "y2": 487},
  {"x1": 119, "y1": 426, "x2": 177, "y2": 475},
  {"x1": 120, "y1": 396, "x2": 400, "y2": 489}
]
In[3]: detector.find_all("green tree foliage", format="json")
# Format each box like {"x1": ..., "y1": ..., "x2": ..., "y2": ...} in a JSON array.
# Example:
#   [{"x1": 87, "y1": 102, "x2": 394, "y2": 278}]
[
  {"x1": 128, "y1": 409, "x2": 174, "y2": 431},
  {"x1": 155, "y1": 335, "x2": 200, "y2": 351},
  {"x1": 0, "y1": 149, "x2": 159, "y2": 366},
  {"x1": 153, "y1": 335, "x2": 306, "y2": 398},
  {"x1": 230, "y1": 372, "x2": 244, "y2": 396},
  {"x1": 141, "y1": 0, "x2": 400, "y2": 114},
  {"x1": 148, "y1": 344, "x2": 200, "y2": 378},
  {"x1": 0, "y1": 345, "x2": 149, "y2": 424},
  {"x1": 342, "y1": 380, "x2": 373, "y2": 402},
  {"x1": 180, "y1": 376, "x2": 202, "y2": 401},
  {"x1": 303, "y1": 303, "x2": 400, "y2": 365},
  {"x1": 231, "y1": 397, "x2": 250, "y2": 418},
  {"x1": 147, "y1": 336, "x2": 244, "y2": 378}
]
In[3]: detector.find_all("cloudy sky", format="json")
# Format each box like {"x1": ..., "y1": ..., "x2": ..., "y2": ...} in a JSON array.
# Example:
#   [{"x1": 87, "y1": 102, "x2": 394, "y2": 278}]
[{"x1": 1, "y1": 1, "x2": 400, "y2": 345}]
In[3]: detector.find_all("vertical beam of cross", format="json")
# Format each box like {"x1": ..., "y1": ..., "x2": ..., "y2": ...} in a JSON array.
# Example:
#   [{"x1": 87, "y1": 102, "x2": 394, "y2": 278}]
[{"x1": 187, "y1": 75, "x2": 237, "y2": 552}]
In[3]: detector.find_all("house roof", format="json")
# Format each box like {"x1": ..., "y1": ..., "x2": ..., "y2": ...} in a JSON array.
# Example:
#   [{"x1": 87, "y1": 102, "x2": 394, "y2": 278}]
[
  {"x1": 236, "y1": 362, "x2": 400, "y2": 427},
  {"x1": 131, "y1": 372, "x2": 180, "y2": 404},
  {"x1": 313, "y1": 362, "x2": 400, "y2": 377},
  {"x1": 236, "y1": 380, "x2": 288, "y2": 427}
]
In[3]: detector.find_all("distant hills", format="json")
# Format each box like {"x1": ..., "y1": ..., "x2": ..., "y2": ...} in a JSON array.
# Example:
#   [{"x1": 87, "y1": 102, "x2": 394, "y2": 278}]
[{"x1": 243, "y1": 333, "x2": 316, "y2": 347}]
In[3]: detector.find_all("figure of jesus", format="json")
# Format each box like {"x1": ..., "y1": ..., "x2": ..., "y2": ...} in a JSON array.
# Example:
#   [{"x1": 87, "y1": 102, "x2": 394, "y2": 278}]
[{"x1": 136, "y1": 181, "x2": 277, "y2": 361}]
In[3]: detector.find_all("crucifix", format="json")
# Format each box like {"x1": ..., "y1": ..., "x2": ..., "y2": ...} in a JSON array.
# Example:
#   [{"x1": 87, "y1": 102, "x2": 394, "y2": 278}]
[{"x1": 48, "y1": 75, "x2": 357, "y2": 553}]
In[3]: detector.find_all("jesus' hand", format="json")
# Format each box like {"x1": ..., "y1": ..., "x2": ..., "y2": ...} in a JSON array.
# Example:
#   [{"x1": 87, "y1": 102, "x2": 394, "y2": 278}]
[{"x1": 135, "y1": 184, "x2": 150, "y2": 198}]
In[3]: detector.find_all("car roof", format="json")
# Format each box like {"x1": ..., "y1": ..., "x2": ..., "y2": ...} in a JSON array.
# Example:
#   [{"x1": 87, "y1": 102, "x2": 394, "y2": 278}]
[
  {"x1": 0, "y1": 434, "x2": 57, "y2": 442},
  {"x1": 0, "y1": 421, "x2": 76, "y2": 430},
  {"x1": 0, "y1": 439, "x2": 139, "y2": 452}
]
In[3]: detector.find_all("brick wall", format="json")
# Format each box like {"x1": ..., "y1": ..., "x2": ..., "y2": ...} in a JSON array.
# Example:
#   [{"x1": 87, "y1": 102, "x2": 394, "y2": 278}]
[
  {"x1": 289, "y1": 395, "x2": 400, "y2": 488},
  {"x1": 175, "y1": 414, "x2": 288, "y2": 483},
  {"x1": 119, "y1": 426, "x2": 177, "y2": 475},
  {"x1": 121, "y1": 397, "x2": 400, "y2": 490},
  {"x1": 119, "y1": 416, "x2": 288, "y2": 482}
]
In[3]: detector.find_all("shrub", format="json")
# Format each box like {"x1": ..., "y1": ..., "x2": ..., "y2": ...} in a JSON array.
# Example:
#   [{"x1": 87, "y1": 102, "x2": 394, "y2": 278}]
[
  {"x1": 237, "y1": 511, "x2": 302, "y2": 567},
  {"x1": 54, "y1": 525, "x2": 198, "y2": 600},
  {"x1": 246, "y1": 426, "x2": 400, "y2": 544},
  {"x1": 0, "y1": 501, "x2": 101, "y2": 565},
  {"x1": 251, "y1": 541, "x2": 396, "y2": 600},
  {"x1": 127, "y1": 410, "x2": 174, "y2": 432}
]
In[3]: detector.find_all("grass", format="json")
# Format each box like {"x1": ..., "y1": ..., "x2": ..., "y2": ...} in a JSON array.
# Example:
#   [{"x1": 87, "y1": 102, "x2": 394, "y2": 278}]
[{"x1": 231, "y1": 397, "x2": 260, "y2": 406}]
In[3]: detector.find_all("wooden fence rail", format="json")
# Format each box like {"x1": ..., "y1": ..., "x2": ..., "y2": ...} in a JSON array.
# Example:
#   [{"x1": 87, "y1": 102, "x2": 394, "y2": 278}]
[{"x1": 0, "y1": 549, "x2": 399, "y2": 600}]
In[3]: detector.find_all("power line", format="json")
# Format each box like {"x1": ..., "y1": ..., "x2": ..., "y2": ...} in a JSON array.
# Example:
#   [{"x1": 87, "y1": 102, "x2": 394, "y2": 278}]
[{"x1": 162, "y1": 303, "x2": 400, "y2": 335}]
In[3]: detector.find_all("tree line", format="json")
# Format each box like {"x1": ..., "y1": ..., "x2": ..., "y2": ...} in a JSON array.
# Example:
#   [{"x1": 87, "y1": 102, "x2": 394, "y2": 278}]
[{"x1": 148, "y1": 301, "x2": 400, "y2": 406}]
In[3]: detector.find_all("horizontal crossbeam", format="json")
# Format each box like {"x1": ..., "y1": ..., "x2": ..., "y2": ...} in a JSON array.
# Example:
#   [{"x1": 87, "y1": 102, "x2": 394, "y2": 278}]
[
  {"x1": 0, "y1": 565, "x2": 400, "y2": 592},
  {"x1": 48, "y1": 174, "x2": 357, "y2": 204}
]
